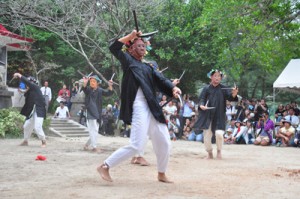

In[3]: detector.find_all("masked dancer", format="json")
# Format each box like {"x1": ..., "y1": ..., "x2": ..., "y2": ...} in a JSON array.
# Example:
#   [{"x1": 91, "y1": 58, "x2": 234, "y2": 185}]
[
  {"x1": 13, "y1": 73, "x2": 47, "y2": 147},
  {"x1": 194, "y1": 69, "x2": 238, "y2": 159},
  {"x1": 82, "y1": 75, "x2": 113, "y2": 152},
  {"x1": 97, "y1": 30, "x2": 181, "y2": 183}
]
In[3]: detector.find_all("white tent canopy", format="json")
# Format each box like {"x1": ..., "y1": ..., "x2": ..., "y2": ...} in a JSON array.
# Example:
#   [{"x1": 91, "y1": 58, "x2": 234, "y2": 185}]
[{"x1": 273, "y1": 59, "x2": 300, "y2": 94}]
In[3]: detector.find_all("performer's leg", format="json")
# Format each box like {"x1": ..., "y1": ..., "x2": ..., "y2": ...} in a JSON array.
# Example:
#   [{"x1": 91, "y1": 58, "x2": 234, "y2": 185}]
[
  {"x1": 215, "y1": 130, "x2": 224, "y2": 159},
  {"x1": 203, "y1": 123, "x2": 213, "y2": 159},
  {"x1": 21, "y1": 117, "x2": 34, "y2": 145},
  {"x1": 90, "y1": 119, "x2": 99, "y2": 151},
  {"x1": 33, "y1": 112, "x2": 46, "y2": 147},
  {"x1": 98, "y1": 92, "x2": 151, "y2": 181},
  {"x1": 83, "y1": 119, "x2": 93, "y2": 150},
  {"x1": 131, "y1": 138, "x2": 150, "y2": 166},
  {"x1": 149, "y1": 117, "x2": 172, "y2": 183}
]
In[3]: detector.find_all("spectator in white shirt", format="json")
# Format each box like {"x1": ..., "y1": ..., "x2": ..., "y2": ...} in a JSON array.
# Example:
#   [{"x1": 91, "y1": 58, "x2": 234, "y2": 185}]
[
  {"x1": 225, "y1": 100, "x2": 236, "y2": 123},
  {"x1": 163, "y1": 100, "x2": 177, "y2": 121},
  {"x1": 284, "y1": 108, "x2": 299, "y2": 126},
  {"x1": 54, "y1": 101, "x2": 70, "y2": 119},
  {"x1": 40, "y1": 81, "x2": 52, "y2": 113}
]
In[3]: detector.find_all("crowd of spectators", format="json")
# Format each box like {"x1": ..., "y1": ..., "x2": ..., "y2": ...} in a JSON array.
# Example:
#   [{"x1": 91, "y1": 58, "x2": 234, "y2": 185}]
[
  {"x1": 157, "y1": 95, "x2": 300, "y2": 148},
  {"x1": 70, "y1": 85, "x2": 300, "y2": 148}
]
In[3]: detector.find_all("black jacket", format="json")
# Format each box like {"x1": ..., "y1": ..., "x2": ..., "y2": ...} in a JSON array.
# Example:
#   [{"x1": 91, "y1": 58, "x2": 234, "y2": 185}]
[
  {"x1": 82, "y1": 86, "x2": 113, "y2": 120},
  {"x1": 109, "y1": 40, "x2": 174, "y2": 125},
  {"x1": 194, "y1": 84, "x2": 238, "y2": 132},
  {"x1": 20, "y1": 76, "x2": 46, "y2": 119}
]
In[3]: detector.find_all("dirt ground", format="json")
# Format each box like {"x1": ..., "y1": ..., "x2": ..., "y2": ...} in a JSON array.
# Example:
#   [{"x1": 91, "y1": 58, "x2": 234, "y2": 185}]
[{"x1": 0, "y1": 135, "x2": 299, "y2": 199}]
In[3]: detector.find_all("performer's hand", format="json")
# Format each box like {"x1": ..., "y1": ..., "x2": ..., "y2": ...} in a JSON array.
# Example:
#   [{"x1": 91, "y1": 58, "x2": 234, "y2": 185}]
[
  {"x1": 172, "y1": 79, "x2": 180, "y2": 86},
  {"x1": 108, "y1": 80, "x2": 113, "y2": 90},
  {"x1": 172, "y1": 86, "x2": 181, "y2": 98},
  {"x1": 232, "y1": 84, "x2": 238, "y2": 97},
  {"x1": 130, "y1": 30, "x2": 142, "y2": 40},
  {"x1": 13, "y1": 73, "x2": 22, "y2": 79},
  {"x1": 82, "y1": 76, "x2": 88, "y2": 87},
  {"x1": 200, "y1": 105, "x2": 207, "y2": 111}
]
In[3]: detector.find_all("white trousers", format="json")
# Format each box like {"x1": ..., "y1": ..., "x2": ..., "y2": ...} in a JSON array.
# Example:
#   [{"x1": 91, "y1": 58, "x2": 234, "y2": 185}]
[
  {"x1": 203, "y1": 123, "x2": 224, "y2": 152},
  {"x1": 105, "y1": 88, "x2": 171, "y2": 173},
  {"x1": 86, "y1": 119, "x2": 99, "y2": 149},
  {"x1": 23, "y1": 110, "x2": 46, "y2": 141}
]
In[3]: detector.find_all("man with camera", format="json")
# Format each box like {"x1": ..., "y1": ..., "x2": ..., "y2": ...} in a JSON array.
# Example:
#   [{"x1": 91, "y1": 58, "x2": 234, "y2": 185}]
[{"x1": 254, "y1": 111, "x2": 274, "y2": 146}]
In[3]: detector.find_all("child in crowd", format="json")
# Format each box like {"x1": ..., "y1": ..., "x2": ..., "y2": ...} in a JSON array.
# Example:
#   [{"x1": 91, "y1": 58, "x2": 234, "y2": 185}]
[
  {"x1": 182, "y1": 126, "x2": 192, "y2": 140},
  {"x1": 224, "y1": 127, "x2": 234, "y2": 144},
  {"x1": 168, "y1": 115, "x2": 180, "y2": 140}
]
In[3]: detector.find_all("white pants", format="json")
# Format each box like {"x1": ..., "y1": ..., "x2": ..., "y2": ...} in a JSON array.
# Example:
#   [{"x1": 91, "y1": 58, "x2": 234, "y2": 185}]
[
  {"x1": 86, "y1": 119, "x2": 99, "y2": 149},
  {"x1": 105, "y1": 88, "x2": 171, "y2": 173},
  {"x1": 203, "y1": 123, "x2": 224, "y2": 152},
  {"x1": 135, "y1": 136, "x2": 149, "y2": 157},
  {"x1": 23, "y1": 110, "x2": 46, "y2": 141}
]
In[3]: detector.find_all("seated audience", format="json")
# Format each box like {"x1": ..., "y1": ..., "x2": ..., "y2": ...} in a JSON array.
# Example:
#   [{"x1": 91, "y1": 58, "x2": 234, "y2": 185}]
[
  {"x1": 291, "y1": 126, "x2": 300, "y2": 147},
  {"x1": 168, "y1": 115, "x2": 180, "y2": 140},
  {"x1": 245, "y1": 119, "x2": 255, "y2": 144},
  {"x1": 275, "y1": 119, "x2": 295, "y2": 147},
  {"x1": 54, "y1": 101, "x2": 70, "y2": 119},
  {"x1": 284, "y1": 107, "x2": 299, "y2": 127},
  {"x1": 102, "y1": 104, "x2": 114, "y2": 136},
  {"x1": 275, "y1": 104, "x2": 285, "y2": 122},
  {"x1": 224, "y1": 127, "x2": 234, "y2": 144},
  {"x1": 163, "y1": 100, "x2": 177, "y2": 121},
  {"x1": 232, "y1": 119, "x2": 247, "y2": 144},
  {"x1": 254, "y1": 111, "x2": 274, "y2": 146}
]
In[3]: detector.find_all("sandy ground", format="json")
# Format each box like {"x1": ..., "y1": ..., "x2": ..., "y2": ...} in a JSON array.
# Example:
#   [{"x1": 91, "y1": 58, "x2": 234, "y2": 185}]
[{"x1": 0, "y1": 135, "x2": 299, "y2": 199}]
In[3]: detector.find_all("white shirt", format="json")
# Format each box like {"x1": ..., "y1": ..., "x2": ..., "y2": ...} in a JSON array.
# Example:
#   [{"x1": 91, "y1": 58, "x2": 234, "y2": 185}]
[
  {"x1": 225, "y1": 105, "x2": 236, "y2": 121},
  {"x1": 55, "y1": 106, "x2": 70, "y2": 119},
  {"x1": 284, "y1": 115, "x2": 299, "y2": 126},
  {"x1": 163, "y1": 105, "x2": 177, "y2": 120},
  {"x1": 183, "y1": 100, "x2": 195, "y2": 117},
  {"x1": 40, "y1": 86, "x2": 52, "y2": 101}
]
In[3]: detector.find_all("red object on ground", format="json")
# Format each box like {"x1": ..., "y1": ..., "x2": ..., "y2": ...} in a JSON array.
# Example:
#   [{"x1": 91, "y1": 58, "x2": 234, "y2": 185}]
[{"x1": 35, "y1": 155, "x2": 47, "y2": 161}]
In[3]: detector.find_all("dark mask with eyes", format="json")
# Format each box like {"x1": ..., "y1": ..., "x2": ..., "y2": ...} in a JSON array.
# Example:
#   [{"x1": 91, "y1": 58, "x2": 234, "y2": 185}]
[{"x1": 127, "y1": 38, "x2": 146, "y2": 61}]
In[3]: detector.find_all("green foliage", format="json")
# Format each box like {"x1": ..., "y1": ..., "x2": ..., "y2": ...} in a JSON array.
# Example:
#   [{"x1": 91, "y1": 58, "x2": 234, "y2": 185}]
[
  {"x1": 0, "y1": 108, "x2": 25, "y2": 138},
  {"x1": 148, "y1": 0, "x2": 299, "y2": 99},
  {"x1": 43, "y1": 117, "x2": 51, "y2": 130}
]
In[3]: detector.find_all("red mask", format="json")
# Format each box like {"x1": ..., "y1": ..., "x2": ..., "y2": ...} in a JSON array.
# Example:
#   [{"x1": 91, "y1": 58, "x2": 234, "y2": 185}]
[{"x1": 128, "y1": 39, "x2": 146, "y2": 61}]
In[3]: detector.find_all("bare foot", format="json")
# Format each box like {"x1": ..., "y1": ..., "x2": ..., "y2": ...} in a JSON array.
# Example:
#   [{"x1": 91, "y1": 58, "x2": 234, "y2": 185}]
[
  {"x1": 131, "y1": 157, "x2": 138, "y2": 164},
  {"x1": 97, "y1": 164, "x2": 113, "y2": 182},
  {"x1": 136, "y1": 157, "x2": 150, "y2": 166},
  {"x1": 83, "y1": 145, "x2": 89, "y2": 151},
  {"x1": 41, "y1": 140, "x2": 46, "y2": 148},
  {"x1": 91, "y1": 148, "x2": 102, "y2": 153},
  {"x1": 158, "y1": 172, "x2": 173, "y2": 183},
  {"x1": 206, "y1": 152, "x2": 213, "y2": 159},
  {"x1": 217, "y1": 150, "x2": 222, "y2": 159},
  {"x1": 20, "y1": 140, "x2": 28, "y2": 146}
]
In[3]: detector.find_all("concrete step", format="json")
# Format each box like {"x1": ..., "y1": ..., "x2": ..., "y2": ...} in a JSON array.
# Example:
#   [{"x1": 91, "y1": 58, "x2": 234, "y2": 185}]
[
  {"x1": 63, "y1": 133, "x2": 89, "y2": 137},
  {"x1": 58, "y1": 130, "x2": 89, "y2": 134},
  {"x1": 49, "y1": 127, "x2": 87, "y2": 131},
  {"x1": 49, "y1": 118, "x2": 89, "y2": 138},
  {"x1": 51, "y1": 120, "x2": 69, "y2": 123}
]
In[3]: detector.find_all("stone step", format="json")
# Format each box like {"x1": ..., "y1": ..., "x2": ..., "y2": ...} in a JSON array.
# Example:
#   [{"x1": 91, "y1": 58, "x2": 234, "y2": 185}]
[
  {"x1": 51, "y1": 120, "x2": 69, "y2": 123},
  {"x1": 58, "y1": 130, "x2": 89, "y2": 134},
  {"x1": 63, "y1": 133, "x2": 89, "y2": 137},
  {"x1": 49, "y1": 127, "x2": 87, "y2": 130},
  {"x1": 50, "y1": 123, "x2": 83, "y2": 127},
  {"x1": 49, "y1": 118, "x2": 89, "y2": 138}
]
